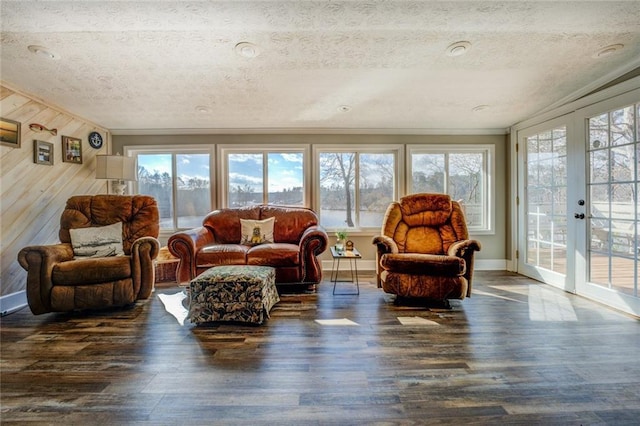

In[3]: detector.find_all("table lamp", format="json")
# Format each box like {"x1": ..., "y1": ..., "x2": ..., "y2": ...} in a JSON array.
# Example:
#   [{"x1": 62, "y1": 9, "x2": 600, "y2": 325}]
[{"x1": 95, "y1": 153, "x2": 137, "y2": 195}]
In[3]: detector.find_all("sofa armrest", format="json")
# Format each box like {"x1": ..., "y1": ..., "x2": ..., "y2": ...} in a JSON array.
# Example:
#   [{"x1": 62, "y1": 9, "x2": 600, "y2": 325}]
[
  {"x1": 130, "y1": 236, "x2": 160, "y2": 299},
  {"x1": 17, "y1": 243, "x2": 74, "y2": 315},
  {"x1": 447, "y1": 239, "x2": 482, "y2": 297},
  {"x1": 298, "y1": 225, "x2": 329, "y2": 283},
  {"x1": 168, "y1": 226, "x2": 214, "y2": 284},
  {"x1": 372, "y1": 235, "x2": 398, "y2": 287}
]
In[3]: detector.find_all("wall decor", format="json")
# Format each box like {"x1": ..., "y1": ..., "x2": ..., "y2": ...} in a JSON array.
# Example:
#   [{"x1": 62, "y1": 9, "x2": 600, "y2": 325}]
[
  {"x1": 34, "y1": 140, "x2": 54, "y2": 165},
  {"x1": 62, "y1": 135, "x2": 82, "y2": 164},
  {"x1": 29, "y1": 123, "x2": 57, "y2": 136},
  {"x1": 88, "y1": 131, "x2": 103, "y2": 149},
  {"x1": 0, "y1": 117, "x2": 21, "y2": 148}
]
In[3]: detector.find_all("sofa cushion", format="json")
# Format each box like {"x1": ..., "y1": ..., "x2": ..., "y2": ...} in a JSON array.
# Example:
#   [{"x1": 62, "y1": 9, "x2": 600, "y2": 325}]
[
  {"x1": 240, "y1": 217, "x2": 275, "y2": 246},
  {"x1": 203, "y1": 207, "x2": 259, "y2": 244},
  {"x1": 69, "y1": 222, "x2": 124, "y2": 258},
  {"x1": 52, "y1": 256, "x2": 132, "y2": 285},
  {"x1": 247, "y1": 243, "x2": 300, "y2": 267},
  {"x1": 260, "y1": 206, "x2": 318, "y2": 243},
  {"x1": 197, "y1": 244, "x2": 248, "y2": 267}
]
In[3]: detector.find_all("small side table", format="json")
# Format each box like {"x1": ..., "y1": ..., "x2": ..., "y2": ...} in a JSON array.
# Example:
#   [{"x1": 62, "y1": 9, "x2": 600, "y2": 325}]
[{"x1": 330, "y1": 246, "x2": 361, "y2": 295}]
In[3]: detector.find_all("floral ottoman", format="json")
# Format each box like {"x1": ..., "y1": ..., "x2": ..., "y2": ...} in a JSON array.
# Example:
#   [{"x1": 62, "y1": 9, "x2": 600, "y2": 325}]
[{"x1": 188, "y1": 265, "x2": 279, "y2": 325}]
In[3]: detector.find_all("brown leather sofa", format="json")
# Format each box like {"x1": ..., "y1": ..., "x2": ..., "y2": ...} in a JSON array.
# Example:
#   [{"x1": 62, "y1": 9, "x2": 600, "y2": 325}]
[
  {"x1": 372, "y1": 193, "x2": 481, "y2": 306},
  {"x1": 168, "y1": 205, "x2": 328, "y2": 287},
  {"x1": 18, "y1": 195, "x2": 160, "y2": 314}
]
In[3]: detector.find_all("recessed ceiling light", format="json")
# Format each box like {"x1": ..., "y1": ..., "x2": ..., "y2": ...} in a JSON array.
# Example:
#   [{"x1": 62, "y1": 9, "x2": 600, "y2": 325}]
[
  {"x1": 195, "y1": 105, "x2": 211, "y2": 113},
  {"x1": 446, "y1": 41, "x2": 471, "y2": 57},
  {"x1": 592, "y1": 44, "x2": 624, "y2": 59},
  {"x1": 337, "y1": 105, "x2": 352, "y2": 113},
  {"x1": 27, "y1": 45, "x2": 60, "y2": 60},
  {"x1": 472, "y1": 104, "x2": 490, "y2": 112},
  {"x1": 235, "y1": 42, "x2": 260, "y2": 58}
]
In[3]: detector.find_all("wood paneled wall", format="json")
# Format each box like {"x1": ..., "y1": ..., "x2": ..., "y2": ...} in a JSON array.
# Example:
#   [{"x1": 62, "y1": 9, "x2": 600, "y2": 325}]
[{"x1": 1, "y1": 84, "x2": 110, "y2": 297}]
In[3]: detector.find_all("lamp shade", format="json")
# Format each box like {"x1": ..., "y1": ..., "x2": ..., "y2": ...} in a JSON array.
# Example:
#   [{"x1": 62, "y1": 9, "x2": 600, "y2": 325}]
[{"x1": 95, "y1": 155, "x2": 137, "y2": 181}]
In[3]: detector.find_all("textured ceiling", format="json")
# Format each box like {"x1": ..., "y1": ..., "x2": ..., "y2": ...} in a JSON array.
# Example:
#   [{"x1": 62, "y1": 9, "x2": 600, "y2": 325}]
[{"x1": 1, "y1": 1, "x2": 640, "y2": 134}]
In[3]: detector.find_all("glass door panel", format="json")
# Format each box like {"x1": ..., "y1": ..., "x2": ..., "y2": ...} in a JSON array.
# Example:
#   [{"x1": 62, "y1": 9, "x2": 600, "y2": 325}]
[
  {"x1": 520, "y1": 126, "x2": 569, "y2": 285},
  {"x1": 586, "y1": 103, "x2": 639, "y2": 298}
]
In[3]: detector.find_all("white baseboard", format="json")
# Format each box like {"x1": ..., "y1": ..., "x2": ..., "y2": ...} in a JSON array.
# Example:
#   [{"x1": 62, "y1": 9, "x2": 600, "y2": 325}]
[
  {"x1": 0, "y1": 290, "x2": 28, "y2": 316},
  {"x1": 322, "y1": 259, "x2": 508, "y2": 272}
]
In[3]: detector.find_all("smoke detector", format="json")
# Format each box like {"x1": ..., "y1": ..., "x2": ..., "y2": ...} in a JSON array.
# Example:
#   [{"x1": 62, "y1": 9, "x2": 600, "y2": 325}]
[{"x1": 235, "y1": 42, "x2": 260, "y2": 58}]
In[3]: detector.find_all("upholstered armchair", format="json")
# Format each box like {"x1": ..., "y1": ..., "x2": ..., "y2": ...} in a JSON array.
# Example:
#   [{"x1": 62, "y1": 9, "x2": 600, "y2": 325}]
[
  {"x1": 18, "y1": 195, "x2": 160, "y2": 315},
  {"x1": 372, "y1": 193, "x2": 481, "y2": 306}
]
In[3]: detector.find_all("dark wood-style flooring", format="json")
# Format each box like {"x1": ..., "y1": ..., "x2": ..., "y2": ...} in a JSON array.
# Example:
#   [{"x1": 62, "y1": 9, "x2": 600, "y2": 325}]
[{"x1": 2, "y1": 271, "x2": 640, "y2": 425}]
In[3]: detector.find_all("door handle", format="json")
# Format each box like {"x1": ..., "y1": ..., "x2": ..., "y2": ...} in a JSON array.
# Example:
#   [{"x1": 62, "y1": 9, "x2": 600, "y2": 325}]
[{"x1": 574, "y1": 213, "x2": 585, "y2": 219}]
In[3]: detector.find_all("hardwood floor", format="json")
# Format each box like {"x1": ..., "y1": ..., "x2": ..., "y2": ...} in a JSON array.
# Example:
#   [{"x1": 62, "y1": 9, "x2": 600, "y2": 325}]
[{"x1": 2, "y1": 271, "x2": 639, "y2": 425}]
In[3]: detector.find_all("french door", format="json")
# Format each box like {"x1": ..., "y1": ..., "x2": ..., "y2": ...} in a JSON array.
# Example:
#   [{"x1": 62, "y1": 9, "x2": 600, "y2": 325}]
[{"x1": 517, "y1": 89, "x2": 639, "y2": 317}]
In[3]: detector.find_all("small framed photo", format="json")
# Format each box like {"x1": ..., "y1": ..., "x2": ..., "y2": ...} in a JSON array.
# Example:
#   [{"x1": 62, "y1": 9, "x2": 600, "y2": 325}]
[
  {"x1": 34, "y1": 140, "x2": 54, "y2": 165},
  {"x1": 0, "y1": 117, "x2": 21, "y2": 148},
  {"x1": 62, "y1": 135, "x2": 82, "y2": 164}
]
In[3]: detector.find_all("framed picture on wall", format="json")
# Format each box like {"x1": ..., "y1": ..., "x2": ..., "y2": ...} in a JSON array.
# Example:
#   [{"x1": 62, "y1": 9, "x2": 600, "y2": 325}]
[
  {"x1": 34, "y1": 140, "x2": 54, "y2": 165},
  {"x1": 0, "y1": 117, "x2": 21, "y2": 148},
  {"x1": 62, "y1": 135, "x2": 82, "y2": 164}
]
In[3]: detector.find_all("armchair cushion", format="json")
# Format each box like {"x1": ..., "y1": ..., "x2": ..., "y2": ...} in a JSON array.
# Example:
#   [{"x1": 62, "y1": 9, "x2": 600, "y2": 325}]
[
  {"x1": 380, "y1": 253, "x2": 465, "y2": 277},
  {"x1": 52, "y1": 256, "x2": 132, "y2": 285},
  {"x1": 69, "y1": 221, "x2": 124, "y2": 257}
]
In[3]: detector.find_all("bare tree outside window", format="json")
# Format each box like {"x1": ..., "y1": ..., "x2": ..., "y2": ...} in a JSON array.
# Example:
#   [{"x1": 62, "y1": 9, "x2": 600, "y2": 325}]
[
  {"x1": 319, "y1": 151, "x2": 396, "y2": 229},
  {"x1": 319, "y1": 152, "x2": 355, "y2": 227}
]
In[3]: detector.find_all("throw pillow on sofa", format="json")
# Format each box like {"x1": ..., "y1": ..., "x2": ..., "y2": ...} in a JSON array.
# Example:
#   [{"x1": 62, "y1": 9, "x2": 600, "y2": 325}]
[
  {"x1": 69, "y1": 222, "x2": 124, "y2": 258},
  {"x1": 240, "y1": 217, "x2": 275, "y2": 246}
]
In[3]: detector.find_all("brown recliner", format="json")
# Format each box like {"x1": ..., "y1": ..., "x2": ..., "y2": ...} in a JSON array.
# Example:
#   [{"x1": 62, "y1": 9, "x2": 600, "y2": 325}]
[
  {"x1": 18, "y1": 195, "x2": 160, "y2": 315},
  {"x1": 372, "y1": 193, "x2": 481, "y2": 305}
]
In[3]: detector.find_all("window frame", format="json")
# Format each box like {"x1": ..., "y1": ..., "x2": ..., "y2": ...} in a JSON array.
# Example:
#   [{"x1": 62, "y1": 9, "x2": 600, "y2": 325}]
[
  {"x1": 407, "y1": 144, "x2": 494, "y2": 234},
  {"x1": 125, "y1": 144, "x2": 215, "y2": 231},
  {"x1": 313, "y1": 144, "x2": 404, "y2": 233},
  {"x1": 217, "y1": 144, "x2": 311, "y2": 208}
]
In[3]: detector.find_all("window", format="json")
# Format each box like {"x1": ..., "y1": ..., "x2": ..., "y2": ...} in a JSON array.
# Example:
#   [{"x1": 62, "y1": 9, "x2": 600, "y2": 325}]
[
  {"x1": 315, "y1": 146, "x2": 400, "y2": 230},
  {"x1": 408, "y1": 145, "x2": 493, "y2": 232},
  {"x1": 128, "y1": 147, "x2": 212, "y2": 231},
  {"x1": 220, "y1": 146, "x2": 308, "y2": 208}
]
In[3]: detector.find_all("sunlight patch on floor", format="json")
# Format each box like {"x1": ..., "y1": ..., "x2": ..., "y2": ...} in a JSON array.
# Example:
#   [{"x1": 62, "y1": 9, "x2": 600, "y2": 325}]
[
  {"x1": 397, "y1": 316, "x2": 440, "y2": 326},
  {"x1": 528, "y1": 285, "x2": 578, "y2": 322},
  {"x1": 315, "y1": 318, "x2": 360, "y2": 326},
  {"x1": 474, "y1": 288, "x2": 527, "y2": 304}
]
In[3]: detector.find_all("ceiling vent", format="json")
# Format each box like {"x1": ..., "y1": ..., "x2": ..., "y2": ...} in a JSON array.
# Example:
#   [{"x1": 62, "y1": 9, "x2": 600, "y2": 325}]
[{"x1": 446, "y1": 41, "x2": 471, "y2": 57}]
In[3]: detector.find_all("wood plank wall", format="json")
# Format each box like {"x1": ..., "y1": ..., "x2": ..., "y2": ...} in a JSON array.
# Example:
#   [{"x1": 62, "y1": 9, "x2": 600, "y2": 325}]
[{"x1": 1, "y1": 84, "x2": 110, "y2": 297}]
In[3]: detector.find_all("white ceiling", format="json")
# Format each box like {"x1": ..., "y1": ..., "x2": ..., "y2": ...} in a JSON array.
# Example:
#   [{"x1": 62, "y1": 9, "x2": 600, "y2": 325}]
[{"x1": 2, "y1": 1, "x2": 640, "y2": 134}]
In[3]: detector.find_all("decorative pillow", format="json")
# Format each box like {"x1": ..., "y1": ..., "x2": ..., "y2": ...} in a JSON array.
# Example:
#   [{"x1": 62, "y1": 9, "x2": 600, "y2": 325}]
[
  {"x1": 69, "y1": 222, "x2": 124, "y2": 258},
  {"x1": 240, "y1": 217, "x2": 275, "y2": 246}
]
